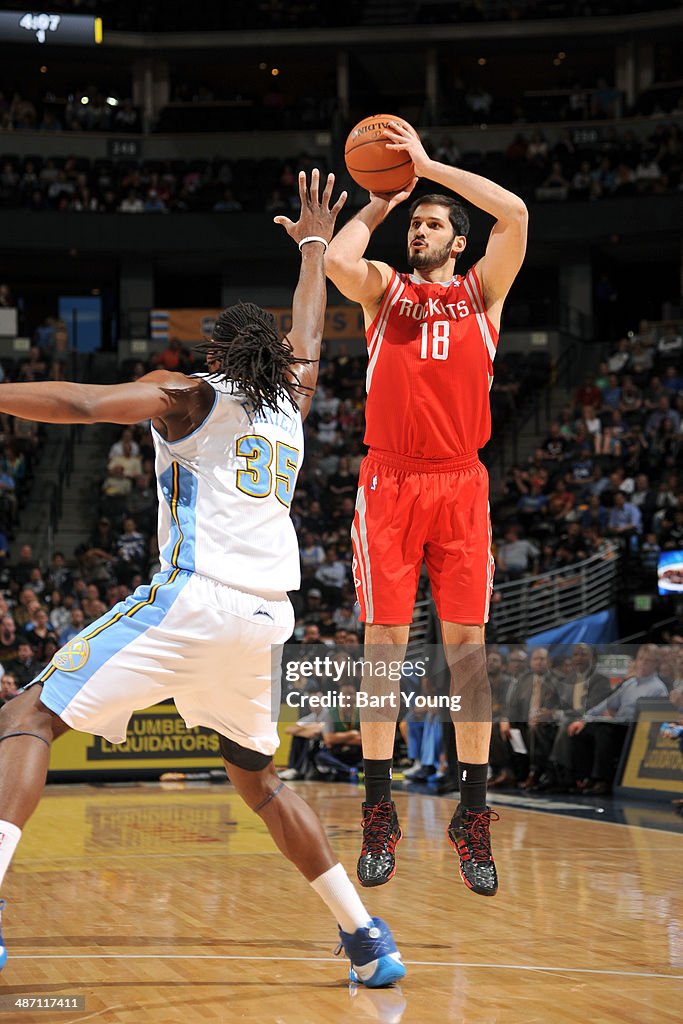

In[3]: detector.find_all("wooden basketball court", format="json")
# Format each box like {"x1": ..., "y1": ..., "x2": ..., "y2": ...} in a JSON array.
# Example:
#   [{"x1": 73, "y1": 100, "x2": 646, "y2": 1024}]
[{"x1": 2, "y1": 781, "x2": 681, "y2": 1023}]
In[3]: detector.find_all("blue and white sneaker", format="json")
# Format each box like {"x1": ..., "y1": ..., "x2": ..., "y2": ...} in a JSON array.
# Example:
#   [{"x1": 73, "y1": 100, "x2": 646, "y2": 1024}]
[
  {"x1": 337, "y1": 917, "x2": 406, "y2": 987},
  {"x1": 0, "y1": 900, "x2": 7, "y2": 970}
]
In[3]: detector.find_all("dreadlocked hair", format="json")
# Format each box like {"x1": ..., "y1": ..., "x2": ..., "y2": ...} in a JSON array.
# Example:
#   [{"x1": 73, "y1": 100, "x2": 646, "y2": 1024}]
[{"x1": 196, "y1": 301, "x2": 312, "y2": 416}]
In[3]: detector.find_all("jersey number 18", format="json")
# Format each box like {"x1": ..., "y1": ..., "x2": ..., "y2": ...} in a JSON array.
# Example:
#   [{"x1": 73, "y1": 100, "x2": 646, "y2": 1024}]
[{"x1": 420, "y1": 320, "x2": 450, "y2": 361}]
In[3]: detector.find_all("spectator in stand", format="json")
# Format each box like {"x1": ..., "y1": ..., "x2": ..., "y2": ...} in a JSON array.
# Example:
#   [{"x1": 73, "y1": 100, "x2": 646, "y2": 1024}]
[
  {"x1": 314, "y1": 545, "x2": 347, "y2": 597},
  {"x1": 7, "y1": 639, "x2": 42, "y2": 688},
  {"x1": 300, "y1": 531, "x2": 325, "y2": 570},
  {"x1": 317, "y1": 681, "x2": 362, "y2": 782},
  {"x1": 640, "y1": 531, "x2": 661, "y2": 573},
  {"x1": 546, "y1": 644, "x2": 612, "y2": 792},
  {"x1": 402, "y1": 677, "x2": 443, "y2": 783},
  {"x1": 618, "y1": 376, "x2": 643, "y2": 421},
  {"x1": 0, "y1": 672, "x2": 18, "y2": 706},
  {"x1": 601, "y1": 372, "x2": 622, "y2": 412},
  {"x1": 546, "y1": 479, "x2": 574, "y2": 524},
  {"x1": 567, "y1": 644, "x2": 668, "y2": 794},
  {"x1": 113, "y1": 98, "x2": 141, "y2": 132},
  {"x1": 495, "y1": 523, "x2": 539, "y2": 581},
  {"x1": 537, "y1": 161, "x2": 570, "y2": 200},
  {"x1": 327, "y1": 456, "x2": 356, "y2": 505},
  {"x1": 580, "y1": 404, "x2": 602, "y2": 443},
  {"x1": 115, "y1": 517, "x2": 147, "y2": 573},
  {"x1": 607, "y1": 492, "x2": 642, "y2": 548},
  {"x1": 10, "y1": 545, "x2": 38, "y2": 586},
  {"x1": 646, "y1": 396, "x2": 680, "y2": 439},
  {"x1": 607, "y1": 339, "x2": 631, "y2": 375},
  {"x1": 0, "y1": 616, "x2": 19, "y2": 663},
  {"x1": 566, "y1": 446, "x2": 594, "y2": 491},
  {"x1": 279, "y1": 684, "x2": 327, "y2": 781},
  {"x1": 580, "y1": 494, "x2": 608, "y2": 533},
  {"x1": 46, "y1": 589, "x2": 72, "y2": 636},
  {"x1": 59, "y1": 607, "x2": 85, "y2": 647},
  {"x1": 540, "y1": 422, "x2": 569, "y2": 462},
  {"x1": 630, "y1": 341, "x2": 654, "y2": 381},
  {"x1": 574, "y1": 373, "x2": 603, "y2": 414},
  {"x1": 499, "y1": 646, "x2": 565, "y2": 791},
  {"x1": 643, "y1": 375, "x2": 666, "y2": 412},
  {"x1": 515, "y1": 479, "x2": 548, "y2": 530},
  {"x1": 23, "y1": 607, "x2": 58, "y2": 661},
  {"x1": 119, "y1": 189, "x2": 144, "y2": 213},
  {"x1": 109, "y1": 427, "x2": 140, "y2": 459},
  {"x1": 487, "y1": 651, "x2": 518, "y2": 789}
]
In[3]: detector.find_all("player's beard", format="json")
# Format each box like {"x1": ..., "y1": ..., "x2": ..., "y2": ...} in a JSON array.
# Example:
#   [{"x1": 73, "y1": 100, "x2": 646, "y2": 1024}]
[{"x1": 407, "y1": 237, "x2": 455, "y2": 271}]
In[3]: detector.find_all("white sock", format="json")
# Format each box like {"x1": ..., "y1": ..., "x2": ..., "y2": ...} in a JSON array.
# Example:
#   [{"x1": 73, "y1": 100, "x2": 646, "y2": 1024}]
[
  {"x1": 310, "y1": 863, "x2": 372, "y2": 935},
  {"x1": 0, "y1": 820, "x2": 22, "y2": 888}
]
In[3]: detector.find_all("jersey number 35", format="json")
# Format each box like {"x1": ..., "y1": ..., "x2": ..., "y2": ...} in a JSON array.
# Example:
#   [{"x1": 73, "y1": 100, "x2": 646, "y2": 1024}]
[{"x1": 235, "y1": 434, "x2": 300, "y2": 508}]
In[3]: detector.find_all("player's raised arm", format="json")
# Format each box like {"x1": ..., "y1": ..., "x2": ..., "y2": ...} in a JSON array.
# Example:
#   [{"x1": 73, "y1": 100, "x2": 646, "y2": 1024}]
[
  {"x1": 273, "y1": 168, "x2": 346, "y2": 421},
  {"x1": 0, "y1": 370, "x2": 206, "y2": 427},
  {"x1": 324, "y1": 182, "x2": 416, "y2": 314},
  {"x1": 384, "y1": 121, "x2": 528, "y2": 320}
]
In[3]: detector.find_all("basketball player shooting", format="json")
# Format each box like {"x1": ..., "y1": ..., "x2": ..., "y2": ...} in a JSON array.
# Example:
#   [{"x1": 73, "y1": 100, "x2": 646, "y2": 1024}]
[
  {"x1": 326, "y1": 122, "x2": 528, "y2": 895},
  {"x1": 0, "y1": 171, "x2": 407, "y2": 988}
]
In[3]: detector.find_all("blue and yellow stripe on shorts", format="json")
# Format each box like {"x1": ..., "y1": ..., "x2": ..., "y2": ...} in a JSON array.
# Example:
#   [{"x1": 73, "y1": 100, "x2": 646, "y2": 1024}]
[
  {"x1": 34, "y1": 460, "x2": 198, "y2": 714},
  {"x1": 160, "y1": 460, "x2": 198, "y2": 571}
]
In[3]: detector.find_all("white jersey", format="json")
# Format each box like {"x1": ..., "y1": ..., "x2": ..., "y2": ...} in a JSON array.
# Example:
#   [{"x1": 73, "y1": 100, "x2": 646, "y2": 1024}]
[{"x1": 152, "y1": 375, "x2": 304, "y2": 597}]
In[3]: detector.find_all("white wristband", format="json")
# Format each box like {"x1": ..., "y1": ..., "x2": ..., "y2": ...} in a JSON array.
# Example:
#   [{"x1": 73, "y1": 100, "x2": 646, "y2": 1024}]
[{"x1": 298, "y1": 235, "x2": 328, "y2": 252}]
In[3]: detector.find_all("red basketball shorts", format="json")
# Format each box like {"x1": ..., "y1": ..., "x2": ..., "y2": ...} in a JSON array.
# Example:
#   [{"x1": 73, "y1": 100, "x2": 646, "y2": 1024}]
[{"x1": 350, "y1": 449, "x2": 494, "y2": 625}]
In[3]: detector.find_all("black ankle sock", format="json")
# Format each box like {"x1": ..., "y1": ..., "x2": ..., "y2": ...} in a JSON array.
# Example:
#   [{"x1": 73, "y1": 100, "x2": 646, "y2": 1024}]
[
  {"x1": 363, "y1": 758, "x2": 393, "y2": 805},
  {"x1": 458, "y1": 761, "x2": 488, "y2": 811}
]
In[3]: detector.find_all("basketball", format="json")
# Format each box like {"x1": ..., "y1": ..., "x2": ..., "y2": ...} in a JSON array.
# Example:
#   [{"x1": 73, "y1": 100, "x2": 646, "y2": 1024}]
[{"x1": 344, "y1": 114, "x2": 416, "y2": 193}]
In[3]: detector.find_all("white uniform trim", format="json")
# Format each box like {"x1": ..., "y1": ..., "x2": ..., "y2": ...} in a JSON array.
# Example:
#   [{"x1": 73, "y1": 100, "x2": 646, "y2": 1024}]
[
  {"x1": 366, "y1": 275, "x2": 405, "y2": 392},
  {"x1": 463, "y1": 271, "x2": 497, "y2": 363},
  {"x1": 351, "y1": 485, "x2": 374, "y2": 623},
  {"x1": 484, "y1": 501, "x2": 494, "y2": 622}
]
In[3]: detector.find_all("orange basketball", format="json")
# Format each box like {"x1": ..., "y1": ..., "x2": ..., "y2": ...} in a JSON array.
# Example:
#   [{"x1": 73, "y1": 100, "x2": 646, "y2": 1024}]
[{"x1": 344, "y1": 114, "x2": 415, "y2": 194}]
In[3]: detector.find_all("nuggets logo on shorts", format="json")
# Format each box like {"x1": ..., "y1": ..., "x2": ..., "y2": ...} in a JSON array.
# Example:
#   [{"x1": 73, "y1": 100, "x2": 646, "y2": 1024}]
[{"x1": 52, "y1": 638, "x2": 90, "y2": 672}]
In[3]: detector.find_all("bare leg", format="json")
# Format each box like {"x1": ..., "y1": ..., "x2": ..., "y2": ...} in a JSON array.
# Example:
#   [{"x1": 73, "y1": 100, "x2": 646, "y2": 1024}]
[
  {"x1": 222, "y1": 757, "x2": 338, "y2": 881},
  {"x1": 0, "y1": 686, "x2": 70, "y2": 828},
  {"x1": 222, "y1": 754, "x2": 396, "y2": 951},
  {"x1": 360, "y1": 623, "x2": 410, "y2": 759},
  {"x1": 440, "y1": 622, "x2": 491, "y2": 763}
]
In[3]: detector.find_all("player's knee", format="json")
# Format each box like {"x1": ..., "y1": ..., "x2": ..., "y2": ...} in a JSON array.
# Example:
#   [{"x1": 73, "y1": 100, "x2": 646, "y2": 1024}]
[{"x1": 0, "y1": 685, "x2": 64, "y2": 743}]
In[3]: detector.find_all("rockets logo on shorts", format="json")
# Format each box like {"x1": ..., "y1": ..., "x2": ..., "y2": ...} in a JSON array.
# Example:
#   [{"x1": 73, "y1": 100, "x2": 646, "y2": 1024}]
[{"x1": 53, "y1": 638, "x2": 90, "y2": 672}]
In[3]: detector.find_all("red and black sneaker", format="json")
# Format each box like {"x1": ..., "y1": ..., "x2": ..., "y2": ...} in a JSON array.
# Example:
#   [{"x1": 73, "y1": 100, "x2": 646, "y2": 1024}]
[
  {"x1": 447, "y1": 804, "x2": 499, "y2": 897},
  {"x1": 357, "y1": 800, "x2": 402, "y2": 888}
]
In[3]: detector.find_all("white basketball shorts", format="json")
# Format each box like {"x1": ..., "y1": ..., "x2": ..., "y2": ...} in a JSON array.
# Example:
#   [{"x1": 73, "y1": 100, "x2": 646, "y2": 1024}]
[{"x1": 32, "y1": 568, "x2": 293, "y2": 756}]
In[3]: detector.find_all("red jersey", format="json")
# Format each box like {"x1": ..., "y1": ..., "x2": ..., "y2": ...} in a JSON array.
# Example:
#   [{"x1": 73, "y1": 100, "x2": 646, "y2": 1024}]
[{"x1": 364, "y1": 265, "x2": 499, "y2": 459}]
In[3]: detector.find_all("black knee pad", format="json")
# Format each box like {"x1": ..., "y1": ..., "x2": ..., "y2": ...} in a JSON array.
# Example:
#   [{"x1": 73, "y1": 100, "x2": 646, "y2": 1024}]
[{"x1": 218, "y1": 734, "x2": 273, "y2": 772}]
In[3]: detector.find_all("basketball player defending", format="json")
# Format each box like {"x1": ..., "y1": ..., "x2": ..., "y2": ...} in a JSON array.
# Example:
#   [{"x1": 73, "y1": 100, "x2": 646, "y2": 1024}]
[
  {"x1": 0, "y1": 171, "x2": 405, "y2": 987},
  {"x1": 326, "y1": 123, "x2": 528, "y2": 895}
]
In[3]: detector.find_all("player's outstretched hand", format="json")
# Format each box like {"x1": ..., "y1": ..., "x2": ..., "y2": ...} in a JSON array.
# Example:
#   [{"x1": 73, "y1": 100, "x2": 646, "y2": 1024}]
[
  {"x1": 274, "y1": 169, "x2": 347, "y2": 248},
  {"x1": 382, "y1": 120, "x2": 432, "y2": 178}
]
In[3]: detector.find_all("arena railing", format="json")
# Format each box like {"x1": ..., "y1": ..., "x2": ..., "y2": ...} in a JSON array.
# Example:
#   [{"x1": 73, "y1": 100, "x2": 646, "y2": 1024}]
[{"x1": 488, "y1": 541, "x2": 620, "y2": 641}]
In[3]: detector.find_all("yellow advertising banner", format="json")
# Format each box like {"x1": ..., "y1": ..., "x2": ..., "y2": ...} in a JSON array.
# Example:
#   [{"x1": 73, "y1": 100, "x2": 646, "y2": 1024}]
[
  {"x1": 48, "y1": 703, "x2": 292, "y2": 775},
  {"x1": 618, "y1": 701, "x2": 683, "y2": 797},
  {"x1": 150, "y1": 306, "x2": 365, "y2": 343}
]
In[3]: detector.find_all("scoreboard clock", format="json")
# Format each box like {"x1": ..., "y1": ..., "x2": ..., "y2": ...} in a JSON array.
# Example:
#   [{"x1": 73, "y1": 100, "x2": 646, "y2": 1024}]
[{"x1": 0, "y1": 11, "x2": 102, "y2": 44}]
